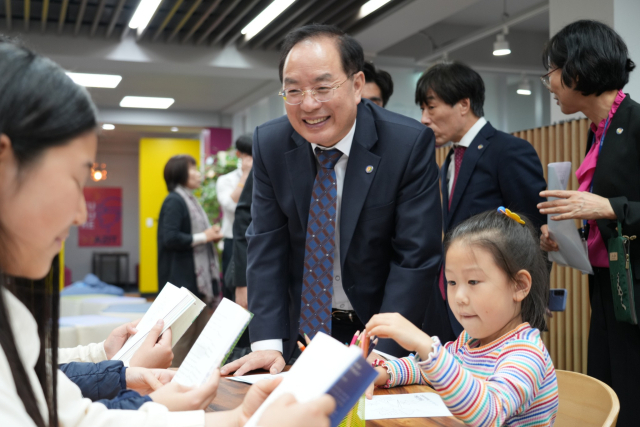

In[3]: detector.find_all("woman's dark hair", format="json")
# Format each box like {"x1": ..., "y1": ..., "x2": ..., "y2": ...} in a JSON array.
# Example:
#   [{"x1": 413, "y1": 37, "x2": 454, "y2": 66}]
[
  {"x1": 278, "y1": 24, "x2": 364, "y2": 83},
  {"x1": 164, "y1": 154, "x2": 197, "y2": 191},
  {"x1": 363, "y1": 62, "x2": 394, "y2": 107},
  {"x1": 0, "y1": 37, "x2": 97, "y2": 427},
  {"x1": 542, "y1": 20, "x2": 635, "y2": 96},
  {"x1": 443, "y1": 210, "x2": 549, "y2": 332},
  {"x1": 415, "y1": 62, "x2": 485, "y2": 118},
  {"x1": 235, "y1": 134, "x2": 253, "y2": 157}
]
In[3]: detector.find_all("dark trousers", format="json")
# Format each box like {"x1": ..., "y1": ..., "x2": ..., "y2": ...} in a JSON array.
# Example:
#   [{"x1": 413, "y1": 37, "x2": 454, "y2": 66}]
[{"x1": 588, "y1": 267, "x2": 640, "y2": 427}]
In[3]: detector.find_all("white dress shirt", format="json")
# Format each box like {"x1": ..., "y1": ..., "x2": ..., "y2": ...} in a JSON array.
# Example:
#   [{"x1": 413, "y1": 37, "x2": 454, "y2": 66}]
[
  {"x1": 251, "y1": 120, "x2": 357, "y2": 354},
  {"x1": 216, "y1": 167, "x2": 244, "y2": 239},
  {"x1": 446, "y1": 117, "x2": 487, "y2": 195}
]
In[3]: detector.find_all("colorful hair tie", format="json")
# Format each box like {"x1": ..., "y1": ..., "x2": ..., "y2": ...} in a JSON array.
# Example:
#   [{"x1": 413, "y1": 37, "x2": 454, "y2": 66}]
[{"x1": 497, "y1": 206, "x2": 526, "y2": 225}]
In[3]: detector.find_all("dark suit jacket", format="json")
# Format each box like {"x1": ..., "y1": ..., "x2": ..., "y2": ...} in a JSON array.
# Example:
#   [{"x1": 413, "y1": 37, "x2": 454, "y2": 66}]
[
  {"x1": 247, "y1": 99, "x2": 444, "y2": 359},
  {"x1": 440, "y1": 121, "x2": 547, "y2": 335},
  {"x1": 157, "y1": 192, "x2": 199, "y2": 297},
  {"x1": 231, "y1": 169, "x2": 253, "y2": 289},
  {"x1": 590, "y1": 95, "x2": 640, "y2": 294}
]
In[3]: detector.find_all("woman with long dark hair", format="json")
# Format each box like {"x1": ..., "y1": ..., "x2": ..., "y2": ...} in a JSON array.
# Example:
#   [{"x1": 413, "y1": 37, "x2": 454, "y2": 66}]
[
  {"x1": 0, "y1": 39, "x2": 333, "y2": 427},
  {"x1": 537, "y1": 20, "x2": 639, "y2": 426}
]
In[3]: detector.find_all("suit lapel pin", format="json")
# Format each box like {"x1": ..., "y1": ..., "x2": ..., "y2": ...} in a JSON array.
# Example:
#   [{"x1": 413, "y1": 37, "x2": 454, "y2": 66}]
[
  {"x1": 617, "y1": 128, "x2": 624, "y2": 134},
  {"x1": 365, "y1": 165, "x2": 374, "y2": 174},
  {"x1": 478, "y1": 144, "x2": 484, "y2": 150}
]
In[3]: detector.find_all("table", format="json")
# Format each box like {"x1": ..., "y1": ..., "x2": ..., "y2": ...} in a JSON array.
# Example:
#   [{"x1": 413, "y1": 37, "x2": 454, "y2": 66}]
[{"x1": 208, "y1": 373, "x2": 465, "y2": 427}]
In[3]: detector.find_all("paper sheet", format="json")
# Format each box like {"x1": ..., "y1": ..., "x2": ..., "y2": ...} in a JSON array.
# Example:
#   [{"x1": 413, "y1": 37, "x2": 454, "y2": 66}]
[
  {"x1": 372, "y1": 349, "x2": 398, "y2": 361},
  {"x1": 172, "y1": 298, "x2": 252, "y2": 387},
  {"x1": 365, "y1": 393, "x2": 453, "y2": 420},
  {"x1": 226, "y1": 372, "x2": 289, "y2": 385},
  {"x1": 547, "y1": 162, "x2": 594, "y2": 275},
  {"x1": 112, "y1": 283, "x2": 196, "y2": 362}
]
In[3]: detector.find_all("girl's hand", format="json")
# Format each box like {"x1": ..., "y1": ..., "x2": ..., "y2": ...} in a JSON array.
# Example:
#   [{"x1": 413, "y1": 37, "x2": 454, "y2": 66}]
[
  {"x1": 149, "y1": 369, "x2": 220, "y2": 411},
  {"x1": 104, "y1": 319, "x2": 140, "y2": 359},
  {"x1": 365, "y1": 366, "x2": 389, "y2": 400},
  {"x1": 125, "y1": 367, "x2": 164, "y2": 395},
  {"x1": 257, "y1": 394, "x2": 335, "y2": 427},
  {"x1": 538, "y1": 190, "x2": 616, "y2": 221},
  {"x1": 130, "y1": 320, "x2": 174, "y2": 369},
  {"x1": 366, "y1": 313, "x2": 433, "y2": 357},
  {"x1": 235, "y1": 377, "x2": 283, "y2": 426}
]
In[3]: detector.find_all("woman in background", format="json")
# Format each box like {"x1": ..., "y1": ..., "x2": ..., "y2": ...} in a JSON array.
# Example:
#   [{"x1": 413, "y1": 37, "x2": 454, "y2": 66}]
[
  {"x1": 537, "y1": 20, "x2": 639, "y2": 427},
  {"x1": 158, "y1": 155, "x2": 223, "y2": 366}
]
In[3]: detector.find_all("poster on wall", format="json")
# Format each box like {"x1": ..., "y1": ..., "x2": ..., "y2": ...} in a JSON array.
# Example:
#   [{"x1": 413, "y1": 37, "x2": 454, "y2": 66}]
[{"x1": 79, "y1": 187, "x2": 122, "y2": 247}]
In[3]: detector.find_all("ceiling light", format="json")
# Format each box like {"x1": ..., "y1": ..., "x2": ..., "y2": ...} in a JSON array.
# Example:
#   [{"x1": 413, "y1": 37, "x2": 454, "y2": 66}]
[
  {"x1": 517, "y1": 77, "x2": 532, "y2": 96},
  {"x1": 493, "y1": 28, "x2": 511, "y2": 56},
  {"x1": 102, "y1": 124, "x2": 115, "y2": 130},
  {"x1": 120, "y1": 96, "x2": 175, "y2": 109},
  {"x1": 66, "y1": 72, "x2": 122, "y2": 88},
  {"x1": 358, "y1": 0, "x2": 393, "y2": 19},
  {"x1": 128, "y1": 0, "x2": 163, "y2": 33},
  {"x1": 91, "y1": 163, "x2": 107, "y2": 182},
  {"x1": 171, "y1": 127, "x2": 179, "y2": 132},
  {"x1": 241, "y1": 0, "x2": 295, "y2": 40}
]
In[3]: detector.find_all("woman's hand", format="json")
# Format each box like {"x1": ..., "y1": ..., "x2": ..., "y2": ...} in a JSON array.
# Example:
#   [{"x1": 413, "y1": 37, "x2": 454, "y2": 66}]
[
  {"x1": 104, "y1": 319, "x2": 140, "y2": 359},
  {"x1": 204, "y1": 225, "x2": 224, "y2": 243},
  {"x1": 257, "y1": 394, "x2": 335, "y2": 427},
  {"x1": 366, "y1": 313, "x2": 433, "y2": 358},
  {"x1": 539, "y1": 224, "x2": 559, "y2": 252},
  {"x1": 125, "y1": 367, "x2": 173, "y2": 395},
  {"x1": 129, "y1": 320, "x2": 174, "y2": 369},
  {"x1": 149, "y1": 369, "x2": 220, "y2": 411},
  {"x1": 538, "y1": 190, "x2": 616, "y2": 221},
  {"x1": 234, "y1": 377, "x2": 283, "y2": 426}
]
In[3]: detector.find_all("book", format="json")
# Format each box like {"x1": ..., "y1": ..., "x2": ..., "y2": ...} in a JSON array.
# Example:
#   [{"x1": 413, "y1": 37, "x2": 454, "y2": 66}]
[
  {"x1": 244, "y1": 332, "x2": 378, "y2": 427},
  {"x1": 111, "y1": 282, "x2": 205, "y2": 363},
  {"x1": 172, "y1": 298, "x2": 253, "y2": 387}
]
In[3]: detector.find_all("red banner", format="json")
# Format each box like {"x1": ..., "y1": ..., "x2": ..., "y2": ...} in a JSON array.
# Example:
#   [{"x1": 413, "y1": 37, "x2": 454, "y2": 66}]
[{"x1": 79, "y1": 187, "x2": 122, "y2": 247}]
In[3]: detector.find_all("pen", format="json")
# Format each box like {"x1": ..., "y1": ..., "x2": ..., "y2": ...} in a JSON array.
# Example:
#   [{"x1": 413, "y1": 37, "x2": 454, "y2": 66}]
[
  {"x1": 367, "y1": 337, "x2": 378, "y2": 357},
  {"x1": 350, "y1": 330, "x2": 360, "y2": 346}
]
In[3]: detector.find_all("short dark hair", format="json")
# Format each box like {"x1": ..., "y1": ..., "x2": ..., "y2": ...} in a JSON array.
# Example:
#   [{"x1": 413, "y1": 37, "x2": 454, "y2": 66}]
[
  {"x1": 163, "y1": 155, "x2": 196, "y2": 191},
  {"x1": 278, "y1": 24, "x2": 364, "y2": 83},
  {"x1": 363, "y1": 62, "x2": 394, "y2": 107},
  {"x1": 542, "y1": 20, "x2": 635, "y2": 96},
  {"x1": 415, "y1": 62, "x2": 485, "y2": 118},
  {"x1": 235, "y1": 134, "x2": 253, "y2": 156},
  {"x1": 443, "y1": 210, "x2": 549, "y2": 332}
]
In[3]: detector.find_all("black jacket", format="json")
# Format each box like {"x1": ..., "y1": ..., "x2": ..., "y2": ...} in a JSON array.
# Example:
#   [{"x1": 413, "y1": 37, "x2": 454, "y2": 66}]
[
  {"x1": 590, "y1": 95, "x2": 640, "y2": 291},
  {"x1": 157, "y1": 192, "x2": 199, "y2": 296},
  {"x1": 231, "y1": 169, "x2": 254, "y2": 289}
]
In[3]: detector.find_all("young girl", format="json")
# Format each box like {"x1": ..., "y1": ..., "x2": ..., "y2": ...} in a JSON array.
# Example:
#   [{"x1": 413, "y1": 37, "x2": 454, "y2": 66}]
[{"x1": 367, "y1": 209, "x2": 558, "y2": 426}]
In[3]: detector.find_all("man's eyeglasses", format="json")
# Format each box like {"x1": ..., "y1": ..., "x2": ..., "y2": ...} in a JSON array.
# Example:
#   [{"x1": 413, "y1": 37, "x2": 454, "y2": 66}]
[
  {"x1": 540, "y1": 68, "x2": 558, "y2": 90},
  {"x1": 279, "y1": 75, "x2": 351, "y2": 106}
]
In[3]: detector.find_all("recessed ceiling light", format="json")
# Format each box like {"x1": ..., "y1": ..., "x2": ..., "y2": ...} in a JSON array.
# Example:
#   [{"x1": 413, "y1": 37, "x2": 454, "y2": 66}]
[
  {"x1": 66, "y1": 72, "x2": 122, "y2": 88},
  {"x1": 171, "y1": 127, "x2": 179, "y2": 132},
  {"x1": 120, "y1": 96, "x2": 175, "y2": 109},
  {"x1": 241, "y1": 0, "x2": 295, "y2": 40},
  {"x1": 128, "y1": 0, "x2": 163, "y2": 33},
  {"x1": 102, "y1": 124, "x2": 115, "y2": 130},
  {"x1": 358, "y1": 0, "x2": 393, "y2": 19}
]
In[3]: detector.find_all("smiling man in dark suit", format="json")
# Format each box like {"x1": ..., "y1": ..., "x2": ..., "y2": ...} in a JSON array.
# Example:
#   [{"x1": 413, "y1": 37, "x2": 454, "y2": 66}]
[
  {"x1": 221, "y1": 25, "x2": 444, "y2": 376},
  {"x1": 417, "y1": 62, "x2": 547, "y2": 336}
]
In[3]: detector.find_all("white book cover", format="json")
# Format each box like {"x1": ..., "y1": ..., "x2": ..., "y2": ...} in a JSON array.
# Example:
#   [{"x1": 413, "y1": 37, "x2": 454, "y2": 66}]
[{"x1": 173, "y1": 298, "x2": 252, "y2": 387}]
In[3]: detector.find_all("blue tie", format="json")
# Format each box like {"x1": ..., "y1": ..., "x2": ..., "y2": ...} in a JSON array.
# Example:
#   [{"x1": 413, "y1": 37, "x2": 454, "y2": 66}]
[{"x1": 299, "y1": 147, "x2": 343, "y2": 339}]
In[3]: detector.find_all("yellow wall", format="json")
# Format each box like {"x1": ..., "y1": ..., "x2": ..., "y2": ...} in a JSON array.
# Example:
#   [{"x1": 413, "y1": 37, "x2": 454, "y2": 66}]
[{"x1": 139, "y1": 138, "x2": 201, "y2": 294}]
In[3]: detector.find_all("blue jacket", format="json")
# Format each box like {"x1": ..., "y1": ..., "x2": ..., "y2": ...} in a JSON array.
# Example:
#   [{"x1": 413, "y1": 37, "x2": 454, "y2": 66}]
[
  {"x1": 247, "y1": 99, "x2": 445, "y2": 358},
  {"x1": 60, "y1": 361, "x2": 151, "y2": 410}
]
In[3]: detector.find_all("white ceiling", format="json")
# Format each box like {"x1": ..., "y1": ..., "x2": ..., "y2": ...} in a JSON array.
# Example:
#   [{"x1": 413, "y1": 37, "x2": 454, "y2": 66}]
[{"x1": 442, "y1": 0, "x2": 549, "y2": 32}]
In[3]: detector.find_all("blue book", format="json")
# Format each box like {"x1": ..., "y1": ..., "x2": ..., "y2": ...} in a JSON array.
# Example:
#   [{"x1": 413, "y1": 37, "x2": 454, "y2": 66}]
[{"x1": 244, "y1": 332, "x2": 378, "y2": 427}]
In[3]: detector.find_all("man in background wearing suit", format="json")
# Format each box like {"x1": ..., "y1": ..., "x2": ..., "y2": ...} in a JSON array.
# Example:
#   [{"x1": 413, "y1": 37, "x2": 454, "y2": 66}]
[
  {"x1": 222, "y1": 24, "x2": 444, "y2": 376},
  {"x1": 418, "y1": 62, "x2": 547, "y2": 336}
]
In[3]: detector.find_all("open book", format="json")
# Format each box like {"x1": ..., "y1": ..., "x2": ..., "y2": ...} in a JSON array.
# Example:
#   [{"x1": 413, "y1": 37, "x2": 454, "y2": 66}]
[
  {"x1": 111, "y1": 282, "x2": 205, "y2": 363},
  {"x1": 245, "y1": 332, "x2": 378, "y2": 427},
  {"x1": 172, "y1": 298, "x2": 252, "y2": 387}
]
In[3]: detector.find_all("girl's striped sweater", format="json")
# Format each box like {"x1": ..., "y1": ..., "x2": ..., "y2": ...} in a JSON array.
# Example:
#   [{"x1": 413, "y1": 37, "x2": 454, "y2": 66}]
[{"x1": 380, "y1": 323, "x2": 558, "y2": 426}]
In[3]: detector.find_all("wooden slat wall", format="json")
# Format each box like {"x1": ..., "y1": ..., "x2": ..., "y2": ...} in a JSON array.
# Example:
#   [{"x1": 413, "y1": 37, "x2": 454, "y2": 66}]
[{"x1": 434, "y1": 118, "x2": 591, "y2": 374}]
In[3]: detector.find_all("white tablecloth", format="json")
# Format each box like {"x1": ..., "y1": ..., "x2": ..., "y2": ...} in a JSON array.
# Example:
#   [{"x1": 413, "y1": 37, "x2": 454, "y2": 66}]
[
  {"x1": 59, "y1": 315, "x2": 128, "y2": 347},
  {"x1": 79, "y1": 296, "x2": 146, "y2": 315}
]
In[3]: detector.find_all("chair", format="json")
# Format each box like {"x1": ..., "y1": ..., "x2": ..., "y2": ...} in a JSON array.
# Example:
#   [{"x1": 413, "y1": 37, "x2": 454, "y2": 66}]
[{"x1": 556, "y1": 370, "x2": 620, "y2": 427}]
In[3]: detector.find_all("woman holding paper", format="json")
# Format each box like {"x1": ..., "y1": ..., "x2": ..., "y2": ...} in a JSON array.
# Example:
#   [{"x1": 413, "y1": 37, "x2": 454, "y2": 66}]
[
  {"x1": 0, "y1": 38, "x2": 334, "y2": 427},
  {"x1": 537, "y1": 20, "x2": 640, "y2": 427}
]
